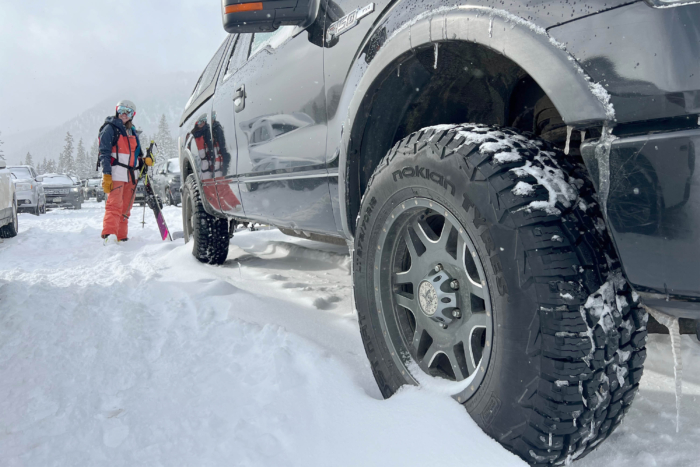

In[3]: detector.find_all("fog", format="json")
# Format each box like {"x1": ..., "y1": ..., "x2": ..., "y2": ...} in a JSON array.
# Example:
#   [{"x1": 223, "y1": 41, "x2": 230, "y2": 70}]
[{"x1": 0, "y1": 0, "x2": 227, "y2": 139}]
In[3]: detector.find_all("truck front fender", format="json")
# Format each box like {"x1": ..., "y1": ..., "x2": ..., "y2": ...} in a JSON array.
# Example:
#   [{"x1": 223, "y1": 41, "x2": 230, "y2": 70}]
[{"x1": 337, "y1": 5, "x2": 614, "y2": 238}]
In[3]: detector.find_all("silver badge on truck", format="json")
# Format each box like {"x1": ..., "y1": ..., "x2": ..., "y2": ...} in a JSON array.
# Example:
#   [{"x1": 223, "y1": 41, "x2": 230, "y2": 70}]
[{"x1": 327, "y1": 3, "x2": 375, "y2": 41}]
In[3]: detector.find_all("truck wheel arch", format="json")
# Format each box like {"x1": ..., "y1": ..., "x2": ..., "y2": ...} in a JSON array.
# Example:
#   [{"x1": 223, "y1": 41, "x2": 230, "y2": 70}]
[
  {"x1": 339, "y1": 7, "x2": 612, "y2": 238},
  {"x1": 180, "y1": 147, "x2": 224, "y2": 219}
]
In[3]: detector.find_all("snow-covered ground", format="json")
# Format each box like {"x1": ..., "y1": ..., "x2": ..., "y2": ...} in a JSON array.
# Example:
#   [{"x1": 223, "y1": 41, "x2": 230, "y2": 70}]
[{"x1": 0, "y1": 202, "x2": 698, "y2": 466}]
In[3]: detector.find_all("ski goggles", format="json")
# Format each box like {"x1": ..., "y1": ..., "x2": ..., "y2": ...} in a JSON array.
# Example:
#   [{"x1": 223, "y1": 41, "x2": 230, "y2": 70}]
[{"x1": 116, "y1": 105, "x2": 136, "y2": 119}]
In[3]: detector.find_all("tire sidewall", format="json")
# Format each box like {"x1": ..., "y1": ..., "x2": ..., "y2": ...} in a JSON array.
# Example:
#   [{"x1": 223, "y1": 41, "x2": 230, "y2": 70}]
[{"x1": 354, "y1": 140, "x2": 542, "y2": 436}]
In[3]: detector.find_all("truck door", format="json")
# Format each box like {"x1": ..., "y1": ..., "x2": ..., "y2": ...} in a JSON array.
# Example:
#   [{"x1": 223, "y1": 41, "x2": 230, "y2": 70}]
[
  {"x1": 226, "y1": 26, "x2": 337, "y2": 234},
  {"x1": 211, "y1": 34, "x2": 247, "y2": 215}
]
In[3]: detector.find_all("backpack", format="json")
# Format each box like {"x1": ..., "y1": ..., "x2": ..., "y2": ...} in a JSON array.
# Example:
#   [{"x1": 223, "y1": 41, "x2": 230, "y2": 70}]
[
  {"x1": 95, "y1": 120, "x2": 142, "y2": 184},
  {"x1": 95, "y1": 121, "x2": 121, "y2": 171}
]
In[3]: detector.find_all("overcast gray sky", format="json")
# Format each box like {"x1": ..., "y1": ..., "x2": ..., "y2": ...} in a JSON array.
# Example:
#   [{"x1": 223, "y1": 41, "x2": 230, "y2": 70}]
[{"x1": 0, "y1": 0, "x2": 227, "y2": 137}]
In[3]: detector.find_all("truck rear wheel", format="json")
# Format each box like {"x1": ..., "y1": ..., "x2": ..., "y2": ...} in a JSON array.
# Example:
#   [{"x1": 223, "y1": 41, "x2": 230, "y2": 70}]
[
  {"x1": 353, "y1": 124, "x2": 648, "y2": 464},
  {"x1": 182, "y1": 174, "x2": 229, "y2": 265}
]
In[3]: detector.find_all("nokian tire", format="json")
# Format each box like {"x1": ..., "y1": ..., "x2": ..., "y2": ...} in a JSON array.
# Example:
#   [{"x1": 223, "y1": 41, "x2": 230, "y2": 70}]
[
  {"x1": 354, "y1": 124, "x2": 648, "y2": 465},
  {"x1": 182, "y1": 174, "x2": 229, "y2": 265}
]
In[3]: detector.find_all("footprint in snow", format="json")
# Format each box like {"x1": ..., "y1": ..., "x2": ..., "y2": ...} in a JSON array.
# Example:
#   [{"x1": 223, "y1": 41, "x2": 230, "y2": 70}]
[
  {"x1": 266, "y1": 274, "x2": 287, "y2": 281},
  {"x1": 103, "y1": 419, "x2": 129, "y2": 448},
  {"x1": 313, "y1": 295, "x2": 342, "y2": 310}
]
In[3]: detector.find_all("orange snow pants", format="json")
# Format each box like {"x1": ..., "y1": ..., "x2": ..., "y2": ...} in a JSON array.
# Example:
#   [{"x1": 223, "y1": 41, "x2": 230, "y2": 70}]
[{"x1": 102, "y1": 180, "x2": 136, "y2": 240}]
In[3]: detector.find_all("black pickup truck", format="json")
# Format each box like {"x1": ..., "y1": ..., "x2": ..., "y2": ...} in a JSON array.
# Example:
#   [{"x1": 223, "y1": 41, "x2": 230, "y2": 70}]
[{"x1": 178, "y1": 0, "x2": 700, "y2": 463}]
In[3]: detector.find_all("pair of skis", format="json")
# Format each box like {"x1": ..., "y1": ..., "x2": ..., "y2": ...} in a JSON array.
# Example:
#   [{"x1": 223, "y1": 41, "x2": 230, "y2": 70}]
[{"x1": 139, "y1": 142, "x2": 172, "y2": 241}]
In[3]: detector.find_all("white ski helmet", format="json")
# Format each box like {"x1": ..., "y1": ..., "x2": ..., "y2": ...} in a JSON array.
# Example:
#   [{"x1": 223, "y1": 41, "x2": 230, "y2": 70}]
[{"x1": 115, "y1": 99, "x2": 137, "y2": 119}]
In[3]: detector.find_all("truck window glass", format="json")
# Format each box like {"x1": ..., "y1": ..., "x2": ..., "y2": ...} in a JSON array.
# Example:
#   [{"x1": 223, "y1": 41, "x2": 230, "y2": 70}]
[{"x1": 185, "y1": 38, "x2": 229, "y2": 108}]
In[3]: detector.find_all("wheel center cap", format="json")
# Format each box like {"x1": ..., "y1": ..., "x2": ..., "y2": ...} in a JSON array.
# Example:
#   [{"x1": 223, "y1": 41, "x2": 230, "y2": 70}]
[{"x1": 418, "y1": 281, "x2": 439, "y2": 316}]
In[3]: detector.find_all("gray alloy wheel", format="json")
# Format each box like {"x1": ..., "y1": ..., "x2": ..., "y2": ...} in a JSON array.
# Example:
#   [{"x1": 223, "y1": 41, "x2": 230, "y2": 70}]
[
  {"x1": 354, "y1": 124, "x2": 649, "y2": 465},
  {"x1": 374, "y1": 198, "x2": 492, "y2": 397}
]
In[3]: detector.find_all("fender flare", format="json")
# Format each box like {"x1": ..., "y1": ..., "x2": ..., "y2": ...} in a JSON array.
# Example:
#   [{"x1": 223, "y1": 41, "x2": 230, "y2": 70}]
[
  {"x1": 179, "y1": 144, "x2": 226, "y2": 219},
  {"x1": 337, "y1": 6, "x2": 613, "y2": 238}
]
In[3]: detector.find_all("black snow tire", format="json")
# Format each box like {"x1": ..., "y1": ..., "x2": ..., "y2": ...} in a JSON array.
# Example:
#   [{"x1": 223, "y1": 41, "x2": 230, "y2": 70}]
[
  {"x1": 353, "y1": 124, "x2": 648, "y2": 465},
  {"x1": 182, "y1": 173, "x2": 229, "y2": 265},
  {"x1": 0, "y1": 200, "x2": 19, "y2": 238}
]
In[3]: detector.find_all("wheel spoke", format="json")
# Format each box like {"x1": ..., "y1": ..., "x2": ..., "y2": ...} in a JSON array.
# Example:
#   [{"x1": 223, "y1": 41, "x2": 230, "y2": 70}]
[
  {"x1": 403, "y1": 229, "x2": 423, "y2": 261},
  {"x1": 412, "y1": 219, "x2": 436, "y2": 249},
  {"x1": 445, "y1": 348, "x2": 469, "y2": 381},
  {"x1": 394, "y1": 293, "x2": 417, "y2": 313},
  {"x1": 456, "y1": 235, "x2": 467, "y2": 263},
  {"x1": 421, "y1": 342, "x2": 441, "y2": 370},
  {"x1": 464, "y1": 342, "x2": 477, "y2": 375},
  {"x1": 469, "y1": 284, "x2": 486, "y2": 300},
  {"x1": 411, "y1": 322, "x2": 427, "y2": 355},
  {"x1": 394, "y1": 270, "x2": 419, "y2": 286},
  {"x1": 436, "y1": 222, "x2": 453, "y2": 252},
  {"x1": 465, "y1": 311, "x2": 489, "y2": 332}
]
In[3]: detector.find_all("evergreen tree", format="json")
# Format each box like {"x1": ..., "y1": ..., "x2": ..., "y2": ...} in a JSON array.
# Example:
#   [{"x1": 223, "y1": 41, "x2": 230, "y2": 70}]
[
  {"x1": 46, "y1": 158, "x2": 57, "y2": 174},
  {"x1": 0, "y1": 131, "x2": 4, "y2": 161},
  {"x1": 38, "y1": 158, "x2": 47, "y2": 174},
  {"x1": 89, "y1": 139, "x2": 100, "y2": 178},
  {"x1": 25, "y1": 152, "x2": 34, "y2": 168},
  {"x1": 59, "y1": 132, "x2": 75, "y2": 174},
  {"x1": 75, "y1": 139, "x2": 88, "y2": 179},
  {"x1": 154, "y1": 114, "x2": 175, "y2": 164}
]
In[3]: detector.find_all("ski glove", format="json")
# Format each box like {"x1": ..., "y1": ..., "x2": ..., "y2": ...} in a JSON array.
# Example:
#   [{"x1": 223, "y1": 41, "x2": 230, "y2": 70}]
[
  {"x1": 144, "y1": 156, "x2": 154, "y2": 167},
  {"x1": 102, "y1": 174, "x2": 113, "y2": 194}
]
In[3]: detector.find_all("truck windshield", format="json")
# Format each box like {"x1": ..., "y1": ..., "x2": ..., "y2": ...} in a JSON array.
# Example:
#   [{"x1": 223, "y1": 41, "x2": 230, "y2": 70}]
[
  {"x1": 9, "y1": 167, "x2": 33, "y2": 179},
  {"x1": 42, "y1": 175, "x2": 74, "y2": 185}
]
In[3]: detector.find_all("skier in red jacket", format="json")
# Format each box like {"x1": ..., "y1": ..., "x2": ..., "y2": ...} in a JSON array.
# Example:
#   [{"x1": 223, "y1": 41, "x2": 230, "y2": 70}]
[{"x1": 98, "y1": 100, "x2": 153, "y2": 243}]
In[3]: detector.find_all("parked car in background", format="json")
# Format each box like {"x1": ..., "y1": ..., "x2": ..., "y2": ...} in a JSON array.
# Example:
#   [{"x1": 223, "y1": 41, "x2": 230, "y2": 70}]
[
  {"x1": 69, "y1": 175, "x2": 85, "y2": 203},
  {"x1": 0, "y1": 159, "x2": 18, "y2": 237},
  {"x1": 152, "y1": 158, "x2": 181, "y2": 206},
  {"x1": 38, "y1": 173, "x2": 82, "y2": 210},
  {"x1": 7, "y1": 165, "x2": 45, "y2": 215},
  {"x1": 135, "y1": 178, "x2": 146, "y2": 206},
  {"x1": 84, "y1": 178, "x2": 105, "y2": 202}
]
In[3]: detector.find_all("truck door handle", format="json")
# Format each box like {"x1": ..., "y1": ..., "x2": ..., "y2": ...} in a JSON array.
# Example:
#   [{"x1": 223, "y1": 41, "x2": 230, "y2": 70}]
[{"x1": 234, "y1": 85, "x2": 245, "y2": 113}]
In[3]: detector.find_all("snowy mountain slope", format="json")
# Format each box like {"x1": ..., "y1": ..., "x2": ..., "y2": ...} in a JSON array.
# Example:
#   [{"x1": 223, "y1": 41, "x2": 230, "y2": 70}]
[
  {"x1": 0, "y1": 204, "x2": 697, "y2": 466},
  {"x1": 3, "y1": 72, "x2": 197, "y2": 165}
]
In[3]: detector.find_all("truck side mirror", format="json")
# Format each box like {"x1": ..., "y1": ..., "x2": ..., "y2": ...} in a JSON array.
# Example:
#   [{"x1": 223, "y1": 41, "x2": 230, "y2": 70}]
[{"x1": 221, "y1": 0, "x2": 319, "y2": 33}]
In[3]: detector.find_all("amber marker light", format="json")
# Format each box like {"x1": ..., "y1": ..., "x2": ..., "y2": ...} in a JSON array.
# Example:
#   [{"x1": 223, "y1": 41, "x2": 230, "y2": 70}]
[{"x1": 224, "y1": 2, "x2": 263, "y2": 13}]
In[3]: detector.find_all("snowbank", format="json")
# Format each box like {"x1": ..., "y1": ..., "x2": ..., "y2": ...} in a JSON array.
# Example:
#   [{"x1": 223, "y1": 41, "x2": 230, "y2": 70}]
[{"x1": 0, "y1": 203, "x2": 697, "y2": 466}]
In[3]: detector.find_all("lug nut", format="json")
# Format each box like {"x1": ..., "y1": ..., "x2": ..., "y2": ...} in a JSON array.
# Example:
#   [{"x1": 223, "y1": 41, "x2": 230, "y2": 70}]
[
  {"x1": 450, "y1": 279, "x2": 459, "y2": 290},
  {"x1": 439, "y1": 322, "x2": 447, "y2": 329},
  {"x1": 452, "y1": 309, "x2": 462, "y2": 319},
  {"x1": 434, "y1": 264, "x2": 443, "y2": 272}
]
